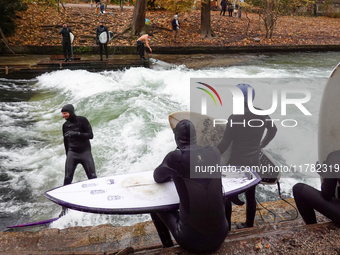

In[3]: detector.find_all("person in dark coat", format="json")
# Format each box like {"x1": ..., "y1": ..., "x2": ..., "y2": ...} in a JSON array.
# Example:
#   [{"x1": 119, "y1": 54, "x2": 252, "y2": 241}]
[{"x1": 220, "y1": 0, "x2": 227, "y2": 16}]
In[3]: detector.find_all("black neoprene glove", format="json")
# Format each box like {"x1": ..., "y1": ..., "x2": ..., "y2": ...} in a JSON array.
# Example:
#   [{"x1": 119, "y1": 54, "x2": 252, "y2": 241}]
[{"x1": 64, "y1": 131, "x2": 80, "y2": 137}]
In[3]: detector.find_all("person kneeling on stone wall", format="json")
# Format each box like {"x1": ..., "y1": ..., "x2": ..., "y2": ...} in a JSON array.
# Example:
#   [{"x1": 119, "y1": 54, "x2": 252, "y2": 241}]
[{"x1": 150, "y1": 119, "x2": 230, "y2": 253}]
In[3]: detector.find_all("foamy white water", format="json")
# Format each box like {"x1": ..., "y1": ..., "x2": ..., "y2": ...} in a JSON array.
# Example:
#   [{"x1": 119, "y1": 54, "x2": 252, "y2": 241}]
[{"x1": 0, "y1": 52, "x2": 339, "y2": 230}]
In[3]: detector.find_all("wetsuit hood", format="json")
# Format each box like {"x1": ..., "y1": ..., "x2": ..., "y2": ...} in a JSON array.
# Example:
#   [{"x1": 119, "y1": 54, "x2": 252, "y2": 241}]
[
  {"x1": 174, "y1": 119, "x2": 197, "y2": 149},
  {"x1": 236, "y1": 83, "x2": 255, "y2": 102},
  {"x1": 61, "y1": 104, "x2": 76, "y2": 121}
]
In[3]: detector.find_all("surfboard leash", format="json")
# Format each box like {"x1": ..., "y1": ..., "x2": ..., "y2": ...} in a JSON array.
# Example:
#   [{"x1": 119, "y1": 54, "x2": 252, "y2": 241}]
[
  {"x1": 276, "y1": 182, "x2": 299, "y2": 223},
  {"x1": 1, "y1": 39, "x2": 15, "y2": 54},
  {"x1": 255, "y1": 182, "x2": 299, "y2": 225},
  {"x1": 256, "y1": 197, "x2": 277, "y2": 224},
  {"x1": 110, "y1": 46, "x2": 116, "y2": 56}
]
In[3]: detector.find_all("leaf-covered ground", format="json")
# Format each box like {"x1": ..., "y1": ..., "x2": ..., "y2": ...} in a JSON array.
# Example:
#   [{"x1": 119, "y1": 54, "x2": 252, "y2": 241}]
[{"x1": 8, "y1": 3, "x2": 340, "y2": 47}]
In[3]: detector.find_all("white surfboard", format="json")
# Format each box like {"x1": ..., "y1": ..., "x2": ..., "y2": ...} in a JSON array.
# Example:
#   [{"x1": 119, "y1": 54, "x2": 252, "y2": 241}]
[
  {"x1": 318, "y1": 63, "x2": 340, "y2": 196},
  {"x1": 149, "y1": 58, "x2": 174, "y2": 69},
  {"x1": 99, "y1": 31, "x2": 113, "y2": 44},
  {"x1": 169, "y1": 111, "x2": 280, "y2": 184},
  {"x1": 69, "y1": 32, "x2": 74, "y2": 44},
  {"x1": 45, "y1": 169, "x2": 260, "y2": 214}
]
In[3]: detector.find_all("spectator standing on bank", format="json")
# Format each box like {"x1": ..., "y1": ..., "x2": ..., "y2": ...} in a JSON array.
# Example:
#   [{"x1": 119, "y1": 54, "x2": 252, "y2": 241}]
[
  {"x1": 171, "y1": 15, "x2": 180, "y2": 43},
  {"x1": 220, "y1": 0, "x2": 227, "y2": 16},
  {"x1": 234, "y1": 4, "x2": 239, "y2": 18},
  {"x1": 227, "y1": 2, "x2": 233, "y2": 17},
  {"x1": 95, "y1": 0, "x2": 101, "y2": 14}
]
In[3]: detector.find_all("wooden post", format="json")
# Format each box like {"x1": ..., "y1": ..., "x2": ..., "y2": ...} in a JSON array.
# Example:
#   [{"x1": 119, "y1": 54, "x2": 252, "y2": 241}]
[{"x1": 5, "y1": 66, "x2": 8, "y2": 75}]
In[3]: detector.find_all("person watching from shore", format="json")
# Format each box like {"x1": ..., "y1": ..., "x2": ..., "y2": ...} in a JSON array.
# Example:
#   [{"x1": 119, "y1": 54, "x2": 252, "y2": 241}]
[
  {"x1": 171, "y1": 15, "x2": 180, "y2": 43},
  {"x1": 58, "y1": 23, "x2": 72, "y2": 62},
  {"x1": 220, "y1": 0, "x2": 227, "y2": 16},
  {"x1": 95, "y1": 0, "x2": 102, "y2": 14},
  {"x1": 137, "y1": 33, "x2": 153, "y2": 61},
  {"x1": 217, "y1": 83, "x2": 277, "y2": 229},
  {"x1": 293, "y1": 150, "x2": 340, "y2": 225},
  {"x1": 96, "y1": 21, "x2": 109, "y2": 61},
  {"x1": 60, "y1": 104, "x2": 97, "y2": 216},
  {"x1": 150, "y1": 119, "x2": 230, "y2": 253},
  {"x1": 227, "y1": 1, "x2": 233, "y2": 17}
]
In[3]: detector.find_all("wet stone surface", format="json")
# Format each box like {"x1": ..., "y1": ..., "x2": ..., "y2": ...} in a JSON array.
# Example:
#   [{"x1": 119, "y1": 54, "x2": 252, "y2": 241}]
[{"x1": 1, "y1": 199, "x2": 339, "y2": 254}]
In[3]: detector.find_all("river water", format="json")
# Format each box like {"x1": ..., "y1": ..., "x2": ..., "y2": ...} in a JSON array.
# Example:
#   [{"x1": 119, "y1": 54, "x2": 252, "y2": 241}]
[{"x1": 0, "y1": 52, "x2": 339, "y2": 231}]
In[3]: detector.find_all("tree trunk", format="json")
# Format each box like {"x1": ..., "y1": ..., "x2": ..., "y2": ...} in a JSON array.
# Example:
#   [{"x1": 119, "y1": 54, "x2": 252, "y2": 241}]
[
  {"x1": 132, "y1": 0, "x2": 147, "y2": 35},
  {"x1": 245, "y1": 11, "x2": 251, "y2": 36},
  {"x1": 201, "y1": 0, "x2": 212, "y2": 39}
]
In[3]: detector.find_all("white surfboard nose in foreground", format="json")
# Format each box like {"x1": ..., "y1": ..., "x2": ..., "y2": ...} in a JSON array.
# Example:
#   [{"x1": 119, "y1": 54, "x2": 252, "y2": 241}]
[{"x1": 44, "y1": 170, "x2": 260, "y2": 214}]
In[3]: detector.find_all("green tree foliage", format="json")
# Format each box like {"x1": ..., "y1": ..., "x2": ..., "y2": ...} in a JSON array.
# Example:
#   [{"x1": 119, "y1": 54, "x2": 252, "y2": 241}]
[
  {"x1": 155, "y1": 0, "x2": 193, "y2": 13},
  {"x1": 0, "y1": 0, "x2": 27, "y2": 36}
]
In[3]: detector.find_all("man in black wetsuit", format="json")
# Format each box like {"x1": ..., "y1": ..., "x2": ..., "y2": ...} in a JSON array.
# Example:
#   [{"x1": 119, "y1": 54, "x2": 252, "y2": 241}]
[
  {"x1": 59, "y1": 23, "x2": 72, "y2": 62},
  {"x1": 150, "y1": 119, "x2": 229, "y2": 253},
  {"x1": 217, "y1": 83, "x2": 277, "y2": 229},
  {"x1": 96, "y1": 21, "x2": 109, "y2": 61},
  {"x1": 61, "y1": 104, "x2": 97, "y2": 186},
  {"x1": 59, "y1": 104, "x2": 97, "y2": 216},
  {"x1": 293, "y1": 150, "x2": 340, "y2": 224}
]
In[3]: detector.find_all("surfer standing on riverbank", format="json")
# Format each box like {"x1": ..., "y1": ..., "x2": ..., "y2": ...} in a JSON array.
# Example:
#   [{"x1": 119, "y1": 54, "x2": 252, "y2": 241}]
[
  {"x1": 217, "y1": 83, "x2": 277, "y2": 229},
  {"x1": 150, "y1": 119, "x2": 229, "y2": 253},
  {"x1": 137, "y1": 33, "x2": 153, "y2": 60},
  {"x1": 96, "y1": 21, "x2": 109, "y2": 61},
  {"x1": 58, "y1": 23, "x2": 72, "y2": 62}
]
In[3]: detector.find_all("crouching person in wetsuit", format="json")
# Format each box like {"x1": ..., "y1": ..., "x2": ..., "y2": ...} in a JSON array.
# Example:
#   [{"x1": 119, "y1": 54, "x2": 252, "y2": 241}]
[
  {"x1": 60, "y1": 104, "x2": 97, "y2": 216},
  {"x1": 150, "y1": 119, "x2": 229, "y2": 253},
  {"x1": 293, "y1": 150, "x2": 340, "y2": 225}
]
